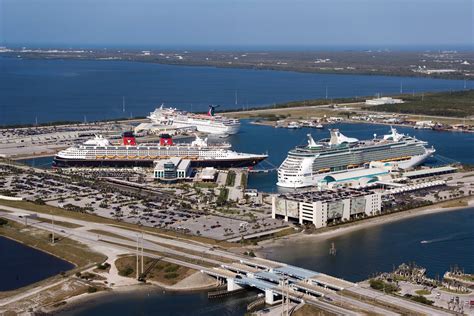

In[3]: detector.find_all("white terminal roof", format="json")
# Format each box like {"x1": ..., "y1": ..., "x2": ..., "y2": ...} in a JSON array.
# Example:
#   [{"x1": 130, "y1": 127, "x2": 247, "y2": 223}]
[
  {"x1": 154, "y1": 157, "x2": 190, "y2": 170},
  {"x1": 402, "y1": 166, "x2": 457, "y2": 178},
  {"x1": 323, "y1": 168, "x2": 389, "y2": 182},
  {"x1": 177, "y1": 159, "x2": 191, "y2": 171},
  {"x1": 201, "y1": 167, "x2": 217, "y2": 179}
]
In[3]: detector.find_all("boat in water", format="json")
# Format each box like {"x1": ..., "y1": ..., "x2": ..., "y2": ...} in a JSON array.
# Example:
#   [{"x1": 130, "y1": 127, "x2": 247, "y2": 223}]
[
  {"x1": 287, "y1": 122, "x2": 301, "y2": 129},
  {"x1": 147, "y1": 104, "x2": 240, "y2": 135},
  {"x1": 53, "y1": 132, "x2": 267, "y2": 168},
  {"x1": 277, "y1": 127, "x2": 435, "y2": 188}
]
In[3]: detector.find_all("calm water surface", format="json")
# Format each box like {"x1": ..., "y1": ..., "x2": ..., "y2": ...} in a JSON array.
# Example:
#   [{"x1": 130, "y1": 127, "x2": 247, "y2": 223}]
[
  {"x1": 58, "y1": 289, "x2": 258, "y2": 316},
  {"x1": 263, "y1": 207, "x2": 474, "y2": 282},
  {"x1": 1, "y1": 57, "x2": 472, "y2": 125},
  {"x1": 0, "y1": 236, "x2": 74, "y2": 291}
]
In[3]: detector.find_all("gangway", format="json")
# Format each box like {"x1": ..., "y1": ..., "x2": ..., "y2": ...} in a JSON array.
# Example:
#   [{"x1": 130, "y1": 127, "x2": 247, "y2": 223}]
[{"x1": 248, "y1": 159, "x2": 278, "y2": 173}]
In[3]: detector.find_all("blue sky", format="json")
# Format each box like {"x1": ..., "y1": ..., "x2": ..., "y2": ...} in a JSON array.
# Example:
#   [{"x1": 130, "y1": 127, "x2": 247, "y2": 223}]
[{"x1": 0, "y1": 0, "x2": 472, "y2": 49}]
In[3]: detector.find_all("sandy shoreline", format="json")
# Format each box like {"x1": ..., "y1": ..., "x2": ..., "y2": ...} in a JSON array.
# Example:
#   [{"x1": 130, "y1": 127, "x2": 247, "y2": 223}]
[
  {"x1": 46, "y1": 272, "x2": 219, "y2": 315},
  {"x1": 257, "y1": 198, "x2": 474, "y2": 250}
]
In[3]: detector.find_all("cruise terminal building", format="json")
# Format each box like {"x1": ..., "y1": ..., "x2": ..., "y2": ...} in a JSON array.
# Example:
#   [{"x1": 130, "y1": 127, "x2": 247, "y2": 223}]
[{"x1": 272, "y1": 188, "x2": 382, "y2": 228}]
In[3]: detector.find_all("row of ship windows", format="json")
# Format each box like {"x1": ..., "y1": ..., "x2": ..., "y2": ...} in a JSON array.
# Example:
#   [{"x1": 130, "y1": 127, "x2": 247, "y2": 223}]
[{"x1": 71, "y1": 152, "x2": 227, "y2": 156}]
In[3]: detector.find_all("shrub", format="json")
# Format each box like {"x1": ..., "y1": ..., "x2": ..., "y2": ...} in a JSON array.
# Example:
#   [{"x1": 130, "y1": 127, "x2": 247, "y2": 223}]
[
  {"x1": 87, "y1": 286, "x2": 98, "y2": 293},
  {"x1": 164, "y1": 272, "x2": 179, "y2": 279},
  {"x1": 164, "y1": 265, "x2": 179, "y2": 273},
  {"x1": 96, "y1": 262, "x2": 111, "y2": 270},
  {"x1": 369, "y1": 279, "x2": 398, "y2": 293},
  {"x1": 119, "y1": 266, "x2": 134, "y2": 277},
  {"x1": 411, "y1": 295, "x2": 434, "y2": 305},
  {"x1": 34, "y1": 198, "x2": 46, "y2": 205},
  {"x1": 0, "y1": 218, "x2": 8, "y2": 226}
]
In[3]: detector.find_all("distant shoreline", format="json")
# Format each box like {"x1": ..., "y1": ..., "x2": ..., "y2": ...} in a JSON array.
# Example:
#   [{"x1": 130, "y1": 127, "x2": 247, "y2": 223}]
[{"x1": 2, "y1": 50, "x2": 473, "y2": 81}]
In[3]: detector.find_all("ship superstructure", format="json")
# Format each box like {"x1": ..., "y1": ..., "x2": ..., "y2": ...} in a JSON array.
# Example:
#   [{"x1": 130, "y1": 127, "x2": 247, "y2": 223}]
[
  {"x1": 277, "y1": 127, "x2": 435, "y2": 188},
  {"x1": 53, "y1": 132, "x2": 266, "y2": 168},
  {"x1": 147, "y1": 105, "x2": 240, "y2": 135}
]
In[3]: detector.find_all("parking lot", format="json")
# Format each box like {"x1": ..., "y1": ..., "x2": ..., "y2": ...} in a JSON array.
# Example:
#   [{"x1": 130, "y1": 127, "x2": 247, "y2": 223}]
[{"x1": 0, "y1": 164, "x2": 286, "y2": 240}]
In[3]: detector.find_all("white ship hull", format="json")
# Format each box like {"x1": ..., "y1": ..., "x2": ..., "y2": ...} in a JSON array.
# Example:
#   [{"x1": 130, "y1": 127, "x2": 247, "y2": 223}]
[
  {"x1": 54, "y1": 134, "x2": 265, "y2": 169},
  {"x1": 148, "y1": 105, "x2": 240, "y2": 135},
  {"x1": 172, "y1": 120, "x2": 240, "y2": 135},
  {"x1": 276, "y1": 150, "x2": 434, "y2": 188}
]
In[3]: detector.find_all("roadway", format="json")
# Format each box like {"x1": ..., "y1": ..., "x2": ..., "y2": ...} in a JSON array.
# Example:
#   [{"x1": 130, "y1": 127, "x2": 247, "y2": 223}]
[{"x1": 0, "y1": 205, "x2": 456, "y2": 315}]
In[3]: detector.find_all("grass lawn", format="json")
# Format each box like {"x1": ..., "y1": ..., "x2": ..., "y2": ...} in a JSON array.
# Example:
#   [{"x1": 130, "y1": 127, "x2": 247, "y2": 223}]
[
  {"x1": 293, "y1": 304, "x2": 337, "y2": 316},
  {"x1": 0, "y1": 199, "x2": 239, "y2": 248},
  {"x1": 88, "y1": 229, "x2": 134, "y2": 241},
  {"x1": 367, "y1": 89, "x2": 474, "y2": 117},
  {"x1": 415, "y1": 289, "x2": 431, "y2": 295},
  {"x1": 36, "y1": 216, "x2": 83, "y2": 228},
  {"x1": 115, "y1": 255, "x2": 195, "y2": 285}
]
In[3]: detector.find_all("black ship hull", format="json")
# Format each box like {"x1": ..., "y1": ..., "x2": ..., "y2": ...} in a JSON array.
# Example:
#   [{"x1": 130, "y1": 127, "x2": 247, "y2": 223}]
[{"x1": 52, "y1": 156, "x2": 266, "y2": 169}]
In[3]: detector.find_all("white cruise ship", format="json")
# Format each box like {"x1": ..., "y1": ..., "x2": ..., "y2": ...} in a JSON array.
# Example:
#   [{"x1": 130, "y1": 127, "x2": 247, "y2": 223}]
[
  {"x1": 53, "y1": 132, "x2": 266, "y2": 168},
  {"x1": 277, "y1": 127, "x2": 435, "y2": 188},
  {"x1": 147, "y1": 105, "x2": 240, "y2": 135}
]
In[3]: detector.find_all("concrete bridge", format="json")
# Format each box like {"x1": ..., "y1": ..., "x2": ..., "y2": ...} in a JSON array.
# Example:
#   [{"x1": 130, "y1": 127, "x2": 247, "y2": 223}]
[
  {"x1": 203, "y1": 260, "x2": 351, "y2": 305},
  {"x1": 202, "y1": 259, "x2": 454, "y2": 315}
]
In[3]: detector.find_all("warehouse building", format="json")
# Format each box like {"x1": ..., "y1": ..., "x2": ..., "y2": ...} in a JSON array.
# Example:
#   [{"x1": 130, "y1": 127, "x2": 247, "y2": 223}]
[
  {"x1": 365, "y1": 97, "x2": 404, "y2": 106},
  {"x1": 272, "y1": 188, "x2": 382, "y2": 228}
]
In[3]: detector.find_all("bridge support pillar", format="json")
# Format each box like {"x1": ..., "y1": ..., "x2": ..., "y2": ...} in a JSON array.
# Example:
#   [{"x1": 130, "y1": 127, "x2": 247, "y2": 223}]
[
  {"x1": 227, "y1": 278, "x2": 242, "y2": 291},
  {"x1": 265, "y1": 289, "x2": 275, "y2": 304}
]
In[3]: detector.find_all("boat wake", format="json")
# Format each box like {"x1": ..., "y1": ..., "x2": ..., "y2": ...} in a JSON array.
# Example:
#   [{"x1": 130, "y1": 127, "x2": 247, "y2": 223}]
[{"x1": 420, "y1": 232, "x2": 473, "y2": 245}]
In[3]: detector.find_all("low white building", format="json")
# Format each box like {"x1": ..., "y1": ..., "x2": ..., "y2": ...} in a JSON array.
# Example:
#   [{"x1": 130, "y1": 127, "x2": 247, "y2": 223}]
[
  {"x1": 365, "y1": 97, "x2": 404, "y2": 106},
  {"x1": 272, "y1": 188, "x2": 381, "y2": 229},
  {"x1": 414, "y1": 120, "x2": 434, "y2": 129},
  {"x1": 153, "y1": 157, "x2": 191, "y2": 181},
  {"x1": 199, "y1": 167, "x2": 217, "y2": 182}
]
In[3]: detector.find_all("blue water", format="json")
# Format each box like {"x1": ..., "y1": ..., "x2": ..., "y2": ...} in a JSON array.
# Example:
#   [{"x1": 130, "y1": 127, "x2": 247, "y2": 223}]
[
  {"x1": 1, "y1": 56, "x2": 472, "y2": 125},
  {"x1": 58, "y1": 289, "x2": 258, "y2": 316},
  {"x1": 18, "y1": 156, "x2": 54, "y2": 169},
  {"x1": 0, "y1": 236, "x2": 74, "y2": 291},
  {"x1": 264, "y1": 207, "x2": 474, "y2": 282}
]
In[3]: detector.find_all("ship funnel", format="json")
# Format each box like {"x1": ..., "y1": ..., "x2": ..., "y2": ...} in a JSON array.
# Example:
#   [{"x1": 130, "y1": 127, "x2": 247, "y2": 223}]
[
  {"x1": 122, "y1": 131, "x2": 136, "y2": 146},
  {"x1": 208, "y1": 105, "x2": 220, "y2": 117},
  {"x1": 383, "y1": 126, "x2": 403, "y2": 141},
  {"x1": 159, "y1": 134, "x2": 173, "y2": 146},
  {"x1": 307, "y1": 134, "x2": 319, "y2": 148},
  {"x1": 329, "y1": 129, "x2": 358, "y2": 145}
]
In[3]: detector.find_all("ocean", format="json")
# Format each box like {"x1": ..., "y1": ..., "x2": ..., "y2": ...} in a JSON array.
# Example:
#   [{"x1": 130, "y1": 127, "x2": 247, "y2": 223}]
[
  {"x1": 1, "y1": 56, "x2": 471, "y2": 126},
  {"x1": 0, "y1": 236, "x2": 74, "y2": 291}
]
